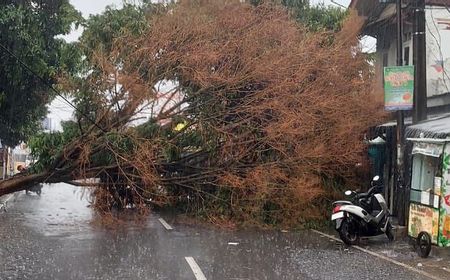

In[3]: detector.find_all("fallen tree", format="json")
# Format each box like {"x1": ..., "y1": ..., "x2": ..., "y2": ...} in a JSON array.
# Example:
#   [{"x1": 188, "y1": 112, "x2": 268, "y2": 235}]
[{"x1": 0, "y1": 1, "x2": 385, "y2": 226}]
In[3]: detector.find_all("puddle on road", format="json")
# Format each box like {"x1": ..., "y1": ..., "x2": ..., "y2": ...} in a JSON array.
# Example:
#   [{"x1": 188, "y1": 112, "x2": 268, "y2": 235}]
[
  {"x1": 9, "y1": 183, "x2": 94, "y2": 237},
  {"x1": 2, "y1": 183, "x2": 443, "y2": 280},
  {"x1": 6, "y1": 183, "x2": 163, "y2": 238}
]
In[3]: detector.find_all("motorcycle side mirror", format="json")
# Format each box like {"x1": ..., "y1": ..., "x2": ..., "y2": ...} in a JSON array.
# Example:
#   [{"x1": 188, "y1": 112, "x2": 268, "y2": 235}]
[
  {"x1": 371, "y1": 175, "x2": 381, "y2": 187},
  {"x1": 344, "y1": 190, "x2": 353, "y2": 196}
]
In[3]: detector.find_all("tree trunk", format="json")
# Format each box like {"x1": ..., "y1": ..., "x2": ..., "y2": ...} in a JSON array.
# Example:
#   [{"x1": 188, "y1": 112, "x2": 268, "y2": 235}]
[
  {"x1": 0, "y1": 173, "x2": 50, "y2": 196},
  {"x1": 0, "y1": 164, "x2": 128, "y2": 197}
]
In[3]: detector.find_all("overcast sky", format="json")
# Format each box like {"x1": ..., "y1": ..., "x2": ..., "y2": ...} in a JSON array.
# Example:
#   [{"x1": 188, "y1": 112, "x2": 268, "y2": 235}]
[
  {"x1": 67, "y1": 0, "x2": 350, "y2": 19},
  {"x1": 62, "y1": 0, "x2": 351, "y2": 41},
  {"x1": 312, "y1": 0, "x2": 350, "y2": 6}
]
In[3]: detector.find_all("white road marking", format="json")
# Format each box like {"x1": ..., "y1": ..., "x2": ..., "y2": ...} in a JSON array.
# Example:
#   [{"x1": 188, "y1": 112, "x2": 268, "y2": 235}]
[
  {"x1": 185, "y1": 257, "x2": 207, "y2": 280},
  {"x1": 0, "y1": 193, "x2": 16, "y2": 212},
  {"x1": 158, "y1": 218, "x2": 173, "y2": 230},
  {"x1": 3, "y1": 193, "x2": 15, "y2": 203},
  {"x1": 311, "y1": 229, "x2": 443, "y2": 280}
]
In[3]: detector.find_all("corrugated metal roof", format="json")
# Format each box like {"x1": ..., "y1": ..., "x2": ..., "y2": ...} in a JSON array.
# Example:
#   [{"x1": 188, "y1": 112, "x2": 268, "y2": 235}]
[
  {"x1": 406, "y1": 114, "x2": 450, "y2": 138},
  {"x1": 426, "y1": 0, "x2": 450, "y2": 6},
  {"x1": 350, "y1": 0, "x2": 450, "y2": 36},
  {"x1": 350, "y1": 0, "x2": 450, "y2": 9}
]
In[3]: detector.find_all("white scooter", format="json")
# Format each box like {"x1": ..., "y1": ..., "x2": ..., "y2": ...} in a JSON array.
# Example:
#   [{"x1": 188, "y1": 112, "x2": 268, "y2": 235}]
[{"x1": 331, "y1": 176, "x2": 394, "y2": 245}]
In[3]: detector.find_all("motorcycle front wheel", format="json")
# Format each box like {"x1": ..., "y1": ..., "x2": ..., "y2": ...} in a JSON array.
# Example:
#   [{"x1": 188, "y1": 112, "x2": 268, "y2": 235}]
[{"x1": 339, "y1": 218, "x2": 360, "y2": 245}]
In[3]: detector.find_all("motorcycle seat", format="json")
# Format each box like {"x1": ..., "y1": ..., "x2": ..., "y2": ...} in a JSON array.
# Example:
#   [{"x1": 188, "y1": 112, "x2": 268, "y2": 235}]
[
  {"x1": 356, "y1": 185, "x2": 383, "y2": 200},
  {"x1": 371, "y1": 210, "x2": 381, "y2": 217},
  {"x1": 332, "y1": 200, "x2": 352, "y2": 206},
  {"x1": 356, "y1": 192, "x2": 369, "y2": 200}
]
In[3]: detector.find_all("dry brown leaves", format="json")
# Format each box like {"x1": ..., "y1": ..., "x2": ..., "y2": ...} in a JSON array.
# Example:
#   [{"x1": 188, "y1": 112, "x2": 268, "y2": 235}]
[{"x1": 68, "y1": 0, "x2": 386, "y2": 226}]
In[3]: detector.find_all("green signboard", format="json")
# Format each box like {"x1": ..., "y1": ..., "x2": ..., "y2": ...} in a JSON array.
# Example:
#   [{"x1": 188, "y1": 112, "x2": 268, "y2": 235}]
[{"x1": 384, "y1": 66, "x2": 414, "y2": 111}]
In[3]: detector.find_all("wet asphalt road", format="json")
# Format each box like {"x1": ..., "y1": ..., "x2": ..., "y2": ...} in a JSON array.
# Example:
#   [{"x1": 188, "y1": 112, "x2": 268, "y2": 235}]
[{"x1": 0, "y1": 183, "x2": 433, "y2": 280}]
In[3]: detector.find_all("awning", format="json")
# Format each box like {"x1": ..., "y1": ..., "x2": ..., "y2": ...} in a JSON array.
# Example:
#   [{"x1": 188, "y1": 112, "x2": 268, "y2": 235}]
[{"x1": 406, "y1": 114, "x2": 450, "y2": 139}]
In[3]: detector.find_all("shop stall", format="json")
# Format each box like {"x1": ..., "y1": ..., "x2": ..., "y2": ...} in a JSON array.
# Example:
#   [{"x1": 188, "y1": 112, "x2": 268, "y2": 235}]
[{"x1": 405, "y1": 114, "x2": 450, "y2": 256}]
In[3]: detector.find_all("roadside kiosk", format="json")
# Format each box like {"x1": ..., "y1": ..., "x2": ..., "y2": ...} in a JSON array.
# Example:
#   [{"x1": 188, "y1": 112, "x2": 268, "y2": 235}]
[{"x1": 407, "y1": 137, "x2": 450, "y2": 256}]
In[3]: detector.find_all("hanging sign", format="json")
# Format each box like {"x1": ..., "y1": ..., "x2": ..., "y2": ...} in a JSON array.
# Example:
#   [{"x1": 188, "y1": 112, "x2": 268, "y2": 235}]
[
  {"x1": 412, "y1": 142, "x2": 443, "y2": 158},
  {"x1": 384, "y1": 66, "x2": 414, "y2": 111}
]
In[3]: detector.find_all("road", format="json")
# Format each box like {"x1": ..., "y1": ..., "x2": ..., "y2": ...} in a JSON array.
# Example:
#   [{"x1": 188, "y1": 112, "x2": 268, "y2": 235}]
[{"x1": 0, "y1": 183, "x2": 436, "y2": 280}]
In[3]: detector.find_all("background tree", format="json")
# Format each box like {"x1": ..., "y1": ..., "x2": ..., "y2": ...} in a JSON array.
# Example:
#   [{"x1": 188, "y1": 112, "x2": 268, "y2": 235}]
[
  {"x1": 60, "y1": 2, "x2": 164, "y2": 132},
  {"x1": 251, "y1": 0, "x2": 347, "y2": 32},
  {"x1": 0, "y1": 0, "x2": 82, "y2": 147}
]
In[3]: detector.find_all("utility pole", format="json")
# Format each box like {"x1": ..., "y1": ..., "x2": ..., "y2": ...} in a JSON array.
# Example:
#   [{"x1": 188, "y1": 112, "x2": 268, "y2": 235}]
[
  {"x1": 413, "y1": 0, "x2": 427, "y2": 123},
  {"x1": 1, "y1": 143, "x2": 5, "y2": 180},
  {"x1": 396, "y1": 0, "x2": 406, "y2": 226}
]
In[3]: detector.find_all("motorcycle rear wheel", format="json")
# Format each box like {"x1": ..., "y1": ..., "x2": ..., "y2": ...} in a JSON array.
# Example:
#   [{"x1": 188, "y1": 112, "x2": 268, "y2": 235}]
[{"x1": 339, "y1": 218, "x2": 360, "y2": 245}]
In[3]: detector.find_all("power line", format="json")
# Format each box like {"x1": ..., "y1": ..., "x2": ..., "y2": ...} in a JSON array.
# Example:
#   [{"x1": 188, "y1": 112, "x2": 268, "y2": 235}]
[
  {"x1": 439, "y1": 0, "x2": 450, "y2": 14},
  {"x1": 0, "y1": 42, "x2": 107, "y2": 133}
]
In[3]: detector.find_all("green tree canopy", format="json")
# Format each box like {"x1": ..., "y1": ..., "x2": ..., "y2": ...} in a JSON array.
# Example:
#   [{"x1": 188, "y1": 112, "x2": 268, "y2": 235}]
[
  {"x1": 251, "y1": 0, "x2": 347, "y2": 32},
  {"x1": 63, "y1": 2, "x2": 164, "y2": 128},
  {"x1": 28, "y1": 2, "x2": 167, "y2": 171},
  {"x1": 0, "y1": 0, "x2": 82, "y2": 147}
]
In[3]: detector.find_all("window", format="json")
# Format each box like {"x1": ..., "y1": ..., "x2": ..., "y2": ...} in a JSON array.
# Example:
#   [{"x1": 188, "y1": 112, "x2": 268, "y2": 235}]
[
  {"x1": 411, "y1": 154, "x2": 441, "y2": 207},
  {"x1": 412, "y1": 154, "x2": 438, "y2": 191},
  {"x1": 14, "y1": 154, "x2": 27, "y2": 162}
]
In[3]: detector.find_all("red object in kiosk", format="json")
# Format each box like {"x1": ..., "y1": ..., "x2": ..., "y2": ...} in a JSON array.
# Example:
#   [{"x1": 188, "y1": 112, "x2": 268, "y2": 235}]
[{"x1": 445, "y1": 195, "x2": 450, "y2": 207}]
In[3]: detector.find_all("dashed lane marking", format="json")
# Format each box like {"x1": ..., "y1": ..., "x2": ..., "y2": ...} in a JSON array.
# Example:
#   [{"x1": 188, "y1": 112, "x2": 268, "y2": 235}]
[
  {"x1": 185, "y1": 257, "x2": 207, "y2": 280},
  {"x1": 311, "y1": 229, "x2": 443, "y2": 280},
  {"x1": 3, "y1": 193, "x2": 15, "y2": 203},
  {"x1": 158, "y1": 218, "x2": 173, "y2": 230}
]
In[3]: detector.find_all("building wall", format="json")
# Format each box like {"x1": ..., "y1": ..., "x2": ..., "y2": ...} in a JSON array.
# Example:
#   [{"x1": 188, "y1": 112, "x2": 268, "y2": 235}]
[
  {"x1": 426, "y1": 6, "x2": 450, "y2": 97},
  {"x1": 376, "y1": 6, "x2": 450, "y2": 99},
  {"x1": 375, "y1": 32, "x2": 412, "y2": 91}
]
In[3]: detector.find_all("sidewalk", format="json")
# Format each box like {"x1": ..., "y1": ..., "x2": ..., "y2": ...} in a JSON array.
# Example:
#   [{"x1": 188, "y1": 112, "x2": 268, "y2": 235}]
[
  {"x1": 328, "y1": 229, "x2": 450, "y2": 280},
  {"x1": 316, "y1": 220, "x2": 450, "y2": 279}
]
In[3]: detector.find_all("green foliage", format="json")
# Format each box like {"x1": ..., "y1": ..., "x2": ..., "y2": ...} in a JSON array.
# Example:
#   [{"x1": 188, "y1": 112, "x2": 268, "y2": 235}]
[
  {"x1": 28, "y1": 119, "x2": 139, "y2": 172},
  {"x1": 0, "y1": 0, "x2": 82, "y2": 147},
  {"x1": 135, "y1": 119, "x2": 164, "y2": 139},
  {"x1": 135, "y1": 119, "x2": 204, "y2": 162},
  {"x1": 66, "y1": 2, "x2": 161, "y2": 128},
  {"x1": 295, "y1": 4, "x2": 348, "y2": 32},
  {"x1": 28, "y1": 3, "x2": 165, "y2": 172},
  {"x1": 89, "y1": 132, "x2": 136, "y2": 167},
  {"x1": 443, "y1": 152, "x2": 450, "y2": 171},
  {"x1": 28, "y1": 132, "x2": 64, "y2": 173},
  {"x1": 28, "y1": 120, "x2": 80, "y2": 172},
  {"x1": 439, "y1": 206, "x2": 450, "y2": 246},
  {"x1": 105, "y1": 132, "x2": 135, "y2": 153},
  {"x1": 80, "y1": 3, "x2": 151, "y2": 59},
  {"x1": 250, "y1": 0, "x2": 347, "y2": 32}
]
